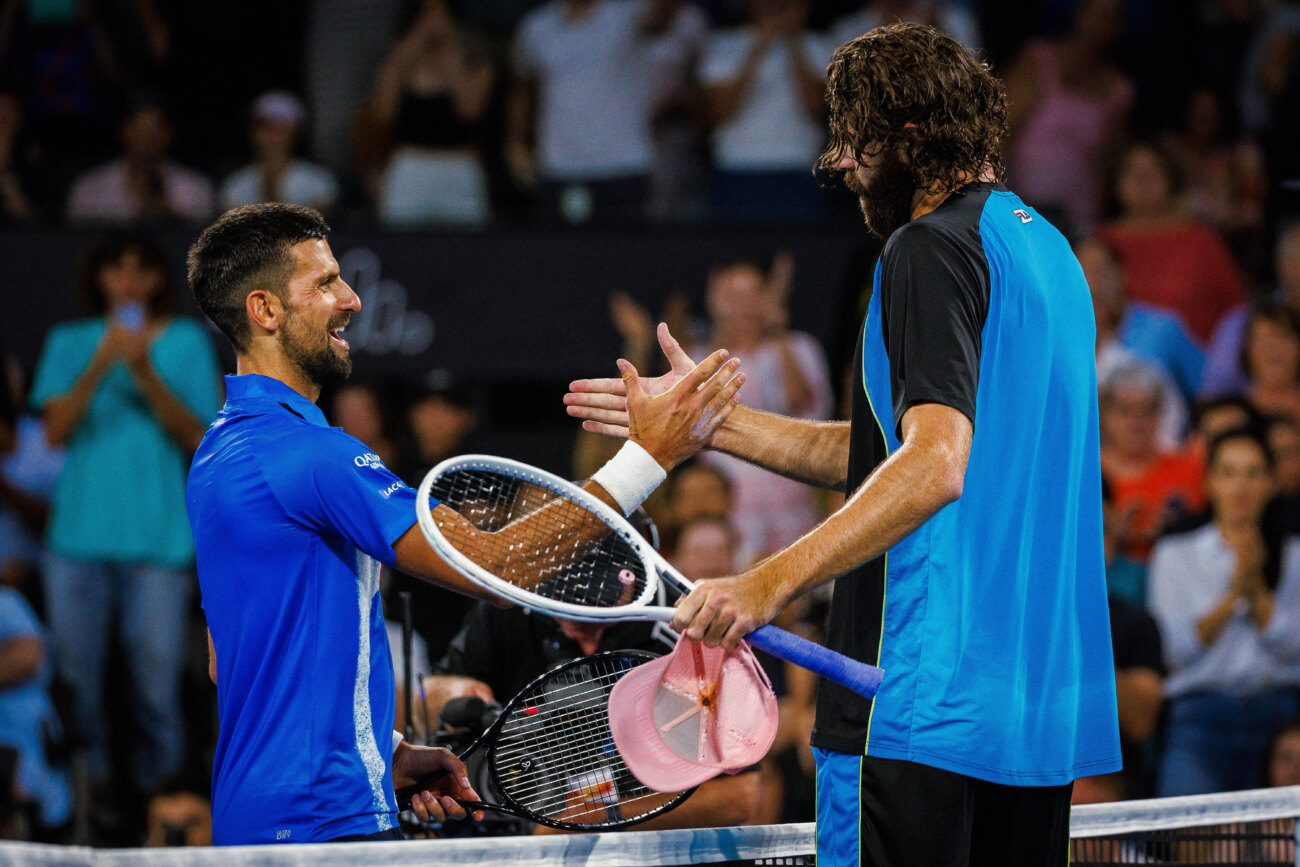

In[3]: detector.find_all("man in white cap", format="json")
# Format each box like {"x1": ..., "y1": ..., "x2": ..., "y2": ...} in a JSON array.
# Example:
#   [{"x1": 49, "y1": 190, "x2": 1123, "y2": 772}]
[{"x1": 219, "y1": 91, "x2": 340, "y2": 213}]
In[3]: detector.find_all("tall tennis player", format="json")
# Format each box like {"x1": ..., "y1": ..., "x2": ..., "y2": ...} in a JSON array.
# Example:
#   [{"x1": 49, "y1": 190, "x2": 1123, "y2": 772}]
[{"x1": 566, "y1": 24, "x2": 1121, "y2": 866}]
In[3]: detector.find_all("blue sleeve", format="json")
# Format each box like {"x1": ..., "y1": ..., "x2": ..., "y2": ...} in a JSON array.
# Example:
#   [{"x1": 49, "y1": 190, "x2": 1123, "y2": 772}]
[
  {"x1": 30, "y1": 324, "x2": 89, "y2": 410},
  {"x1": 0, "y1": 589, "x2": 42, "y2": 643},
  {"x1": 154, "y1": 319, "x2": 224, "y2": 422},
  {"x1": 268, "y1": 430, "x2": 437, "y2": 568}
]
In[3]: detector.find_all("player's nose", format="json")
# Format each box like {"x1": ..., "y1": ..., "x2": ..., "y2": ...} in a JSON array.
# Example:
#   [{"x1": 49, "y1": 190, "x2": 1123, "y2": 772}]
[{"x1": 337, "y1": 278, "x2": 362, "y2": 312}]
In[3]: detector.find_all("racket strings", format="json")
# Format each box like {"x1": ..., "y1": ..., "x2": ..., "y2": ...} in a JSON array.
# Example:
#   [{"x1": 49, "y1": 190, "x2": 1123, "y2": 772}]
[
  {"x1": 490, "y1": 657, "x2": 682, "y2": 825},
  {"x1": 432, "y1": 468, "x2": 651, "y2": 608}
]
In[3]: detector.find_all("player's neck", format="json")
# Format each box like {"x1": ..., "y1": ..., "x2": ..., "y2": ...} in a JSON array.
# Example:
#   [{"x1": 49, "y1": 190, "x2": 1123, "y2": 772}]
[
  {"x1": 235, "y1": 351, "x2": 322, "y2": 404},
  {"x1": 910, "y1": 166, "x2": 996, "y2": 222}
]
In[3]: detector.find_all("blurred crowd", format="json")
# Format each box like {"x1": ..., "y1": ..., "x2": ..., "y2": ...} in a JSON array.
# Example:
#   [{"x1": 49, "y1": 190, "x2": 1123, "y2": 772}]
[
  {"x1": 2, "y1": 0, "x2": 1300, "y2": 851},
  {"x1": 0, "y1": 0, "x2": 1291, "y2": 235}
]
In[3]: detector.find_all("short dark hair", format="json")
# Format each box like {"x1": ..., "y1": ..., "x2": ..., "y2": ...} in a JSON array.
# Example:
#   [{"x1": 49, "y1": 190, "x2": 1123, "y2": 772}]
[
  {"x1": 1193, "y1": 394, "x2": 1259, "y2": 429},
  {"x1": 78, "y1": 233, "x2": 175, "y2": 317},
  {"x1": 1206, "y1": 424, "x2": 1274, "y2": 472},
  {"x1": 187, "y1": 204, "x2": 330, "y2": 352},
  {"x1": 819, "y1": 23, "x2": 1008, "y2": 194}
]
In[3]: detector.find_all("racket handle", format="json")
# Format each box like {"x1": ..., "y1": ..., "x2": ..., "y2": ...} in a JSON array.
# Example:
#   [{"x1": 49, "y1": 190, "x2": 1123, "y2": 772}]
[
  {"x1": 395, "y1": 771, "x2": 449, "y2": 812},
  {"x1": 748, "y1": 625, "x2": 884, "y2": 699}
]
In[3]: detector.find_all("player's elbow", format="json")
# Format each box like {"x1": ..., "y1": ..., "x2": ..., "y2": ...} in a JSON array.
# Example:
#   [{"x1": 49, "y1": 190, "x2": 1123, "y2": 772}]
[{"x1": 932, "y1": 458, "x2": 965, "y2": 506}]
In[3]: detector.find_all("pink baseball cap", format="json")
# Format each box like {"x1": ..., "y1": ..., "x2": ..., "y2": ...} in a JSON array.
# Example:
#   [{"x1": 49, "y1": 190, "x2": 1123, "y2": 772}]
[{"x1": 609, "y1": 637, "x2": 777, "y2": 793}]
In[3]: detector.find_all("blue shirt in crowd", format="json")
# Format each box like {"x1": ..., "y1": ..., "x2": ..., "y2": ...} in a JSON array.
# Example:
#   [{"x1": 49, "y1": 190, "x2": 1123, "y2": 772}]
[
  {"x1": 0, "y1": 588, "x2": 69, "y2": 827},
  {"x1": 30, "y1": 317, "x2": 222, "y2": 568},
  {"x1": 1118, "y1": 302, "x2": 1205, "y2": 401},
  {"x1": 188, "y1": 374, "x2": 431, "y2": 844}
]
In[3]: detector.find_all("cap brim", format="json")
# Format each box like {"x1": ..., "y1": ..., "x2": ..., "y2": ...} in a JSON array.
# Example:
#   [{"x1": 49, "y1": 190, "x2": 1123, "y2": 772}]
[{"x1": 609, "y1": 655, "x2": 724, "y2": 793}]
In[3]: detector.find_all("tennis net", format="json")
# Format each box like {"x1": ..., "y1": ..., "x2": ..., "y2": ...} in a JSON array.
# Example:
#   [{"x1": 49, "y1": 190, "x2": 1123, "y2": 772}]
[{"x1": 1, "y1": 786, "x2": 1297, "y2": 866}]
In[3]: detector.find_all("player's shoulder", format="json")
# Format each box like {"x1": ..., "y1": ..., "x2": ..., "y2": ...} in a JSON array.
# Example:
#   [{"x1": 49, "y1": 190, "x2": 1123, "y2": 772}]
[
  {"x1": 281, "y1": 422, "x2": 380, "y2": 473},
  {"x1": 881, "y1": 209, "x2": 979, "y2": 267}
]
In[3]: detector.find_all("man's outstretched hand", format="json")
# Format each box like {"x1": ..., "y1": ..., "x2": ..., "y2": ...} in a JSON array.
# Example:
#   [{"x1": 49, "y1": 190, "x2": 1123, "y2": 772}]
[{"x1": 565, "y1": 323, "x2": 714, "y2": 440}]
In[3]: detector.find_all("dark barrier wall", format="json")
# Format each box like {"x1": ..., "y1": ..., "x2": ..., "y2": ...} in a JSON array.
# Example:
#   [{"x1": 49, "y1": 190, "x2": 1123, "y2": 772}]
[{"x1": 2, "y1": 226, "x2": 876, "y2": 383}]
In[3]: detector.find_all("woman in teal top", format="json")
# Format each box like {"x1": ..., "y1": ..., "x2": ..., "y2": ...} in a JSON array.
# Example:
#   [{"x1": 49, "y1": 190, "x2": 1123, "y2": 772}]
[{"x1": 30, "y1": 234, "x2": 222, "y2": 808}]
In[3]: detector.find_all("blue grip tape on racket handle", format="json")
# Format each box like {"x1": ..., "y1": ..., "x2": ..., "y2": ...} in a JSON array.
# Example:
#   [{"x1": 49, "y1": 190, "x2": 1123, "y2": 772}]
[{"x1": 747, "y1": 625, "x2": 883, "y2": 699}]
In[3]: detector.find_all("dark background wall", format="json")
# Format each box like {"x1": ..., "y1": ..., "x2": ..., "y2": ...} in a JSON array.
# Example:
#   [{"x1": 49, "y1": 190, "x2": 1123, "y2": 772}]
[{"x1": 2, "y1": 226, "x2": 878, "y2": 472}]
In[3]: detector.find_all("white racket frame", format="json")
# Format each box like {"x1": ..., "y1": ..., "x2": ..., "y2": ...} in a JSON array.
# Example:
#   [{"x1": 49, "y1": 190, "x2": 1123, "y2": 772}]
[{"x1": 416, "y1": 454, "x2": 682, "y2": 624}]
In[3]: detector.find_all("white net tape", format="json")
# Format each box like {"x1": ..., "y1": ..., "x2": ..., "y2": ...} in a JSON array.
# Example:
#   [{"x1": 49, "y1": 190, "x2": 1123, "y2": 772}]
[{"x1": 2, "y1": 786, "x2": 1298, "y2": 867}]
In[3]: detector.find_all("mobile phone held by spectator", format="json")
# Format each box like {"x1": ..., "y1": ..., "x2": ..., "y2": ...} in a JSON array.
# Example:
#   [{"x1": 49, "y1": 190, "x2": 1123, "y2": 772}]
[{"x1": 116, "y1": 302, "x2": 144, "y2": 332}]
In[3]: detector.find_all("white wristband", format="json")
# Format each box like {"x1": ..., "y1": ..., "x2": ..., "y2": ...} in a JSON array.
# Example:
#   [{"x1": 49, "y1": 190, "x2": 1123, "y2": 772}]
[
  {"x1": 392, "y1": 730, "x2": 404, "y2": 754},
  {"x1": 590, "y1": 440, "x2": 667, "y2": 516}
]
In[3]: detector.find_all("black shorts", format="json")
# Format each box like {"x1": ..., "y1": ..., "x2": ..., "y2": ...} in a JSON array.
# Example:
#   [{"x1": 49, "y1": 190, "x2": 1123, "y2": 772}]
[{"x1": 814, "y1": 750, "x2": 1073, "y2": 867}]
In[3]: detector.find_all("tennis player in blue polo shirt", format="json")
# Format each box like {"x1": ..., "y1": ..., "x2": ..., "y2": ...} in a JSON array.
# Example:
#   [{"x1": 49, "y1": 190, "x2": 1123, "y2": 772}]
[
  {"x1": 184, "y1": 204, "x2": 743, "y2": 844},
  {"x1": 568, "y1": 24, "x2": 1121, "y2": 867}
]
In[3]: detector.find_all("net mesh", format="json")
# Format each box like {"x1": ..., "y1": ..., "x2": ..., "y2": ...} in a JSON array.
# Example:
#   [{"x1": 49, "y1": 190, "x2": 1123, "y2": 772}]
[
  {"x1": 428, "y1": 465, "x2": 650, "y2": 608},
  {"x1": 1068, "y1": 787, "x2": 1300, "y2": 866},
  {"x1": 6, "y1": 787, "x2": 1299, "y2": 865}
]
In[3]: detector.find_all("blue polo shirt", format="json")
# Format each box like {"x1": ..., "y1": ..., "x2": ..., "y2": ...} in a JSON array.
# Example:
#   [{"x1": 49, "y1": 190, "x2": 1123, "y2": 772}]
[{"x1": 188, "y1": 374, "x2": 430, "y2": 844}]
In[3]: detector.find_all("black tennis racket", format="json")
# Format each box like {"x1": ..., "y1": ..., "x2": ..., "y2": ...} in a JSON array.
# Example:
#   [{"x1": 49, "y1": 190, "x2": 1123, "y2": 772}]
[{"x1": 395, "y1": 650, "x2": 695, "y2": 831}]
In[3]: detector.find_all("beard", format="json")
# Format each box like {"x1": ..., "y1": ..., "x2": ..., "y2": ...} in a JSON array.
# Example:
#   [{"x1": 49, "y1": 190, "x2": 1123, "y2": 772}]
[
  {"x1": 280, "y1": 306, "x2": 352, "y2": 389},
  {"x1": 844, "y1": 147, "x2": 919, "y2": 240}
]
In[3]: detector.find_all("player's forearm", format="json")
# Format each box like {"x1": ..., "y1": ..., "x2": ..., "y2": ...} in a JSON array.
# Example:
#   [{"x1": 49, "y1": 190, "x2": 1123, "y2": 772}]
[
  {"x1": 392, "y1": 522, "x2": 508, "y2": 606},
  {"x1": 756, "y1": 433, "x2": 964, "y2": 603},
  {"x1": 711, "y1": 404, "x2": 849, "y2": 489}
]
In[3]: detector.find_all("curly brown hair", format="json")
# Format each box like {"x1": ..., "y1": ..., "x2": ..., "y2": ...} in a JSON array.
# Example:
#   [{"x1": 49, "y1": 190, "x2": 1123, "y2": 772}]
[{"x1": 819, "y1": 23, "x2": 1008, "y2": 195}]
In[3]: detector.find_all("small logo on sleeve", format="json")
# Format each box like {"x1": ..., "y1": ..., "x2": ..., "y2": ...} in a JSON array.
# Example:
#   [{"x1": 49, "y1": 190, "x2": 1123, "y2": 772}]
[
  {"x1": 1012, "y1": 208, "x2": 1033, "y2": 224},
  {"x1": 276, "y1": 830, "x2": 292, "y2": 840},
  {"x1": 380, "y1": 480, "x2": 405, "y2": 498},
  {"x1": 354, "y1": 453, "x2": 384, "y2": 470}
]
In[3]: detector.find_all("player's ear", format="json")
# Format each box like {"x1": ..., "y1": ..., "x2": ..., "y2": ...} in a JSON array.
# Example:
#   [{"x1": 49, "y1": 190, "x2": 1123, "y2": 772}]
[{"x1": 245, "y1": 289, "x2": 282, "y2": 336}]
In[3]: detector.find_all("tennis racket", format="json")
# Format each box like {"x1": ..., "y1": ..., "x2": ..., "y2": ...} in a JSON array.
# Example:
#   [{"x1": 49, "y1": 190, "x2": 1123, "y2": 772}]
[
  {"x1": 395, "y1": 650, "x2": 694, "y2": 830},
  {"x1": 415, "y1": 454, "x2": 884, "y2": 699}
]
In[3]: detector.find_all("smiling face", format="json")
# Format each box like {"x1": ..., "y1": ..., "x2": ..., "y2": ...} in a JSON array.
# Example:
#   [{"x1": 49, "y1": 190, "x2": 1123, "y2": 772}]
[{"x1": 279, "y1": 239, "x2": 360, "y2": 389}]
